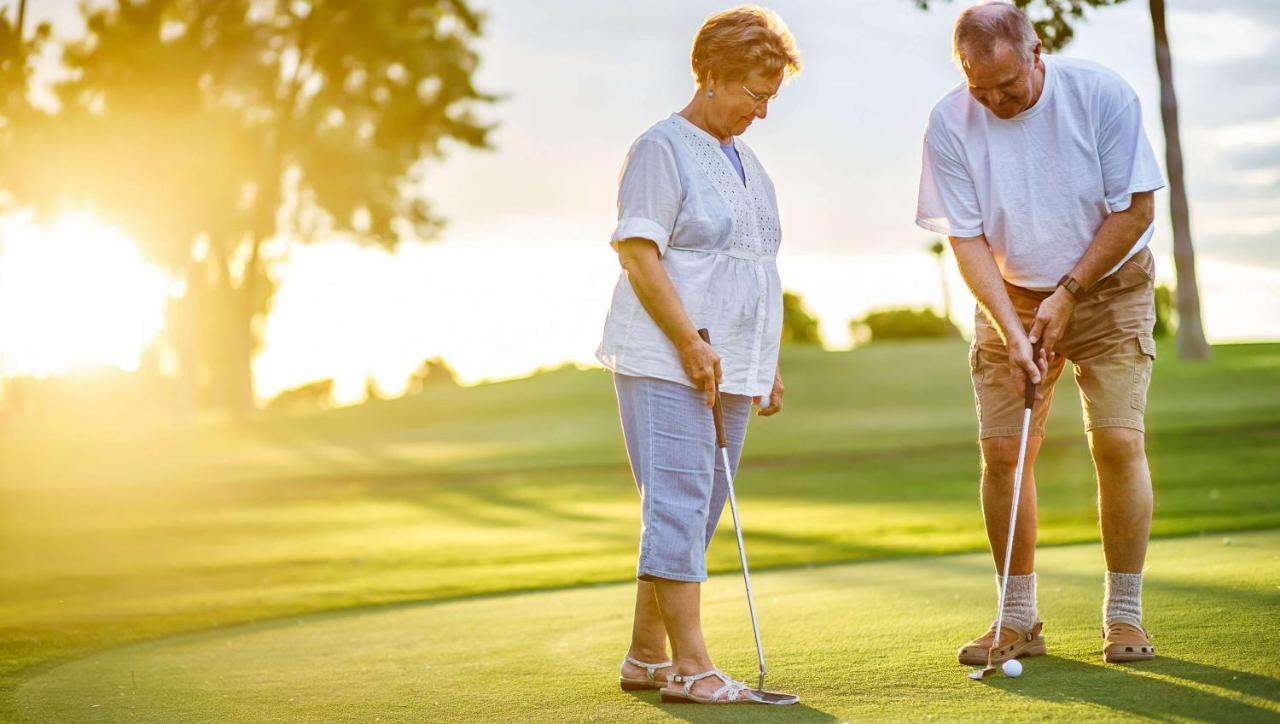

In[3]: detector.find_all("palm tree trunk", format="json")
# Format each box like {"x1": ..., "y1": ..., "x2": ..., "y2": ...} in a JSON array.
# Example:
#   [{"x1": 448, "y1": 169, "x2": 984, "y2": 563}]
[{"x1": 1150, "y1": 0, "x2": 1210, "y2": 360}]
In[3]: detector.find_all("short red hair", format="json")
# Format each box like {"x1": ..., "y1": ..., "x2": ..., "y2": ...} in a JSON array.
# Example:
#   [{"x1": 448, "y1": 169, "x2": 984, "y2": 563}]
[{"x1": 690, "y1": 6, "x2": 801, "y2": 85}]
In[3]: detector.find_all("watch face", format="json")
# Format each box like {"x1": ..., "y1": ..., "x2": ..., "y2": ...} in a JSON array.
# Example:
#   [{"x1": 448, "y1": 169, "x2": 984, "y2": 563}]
[{"x1": 1058, "y1": 276, "x2": 1081, "y2": 298}]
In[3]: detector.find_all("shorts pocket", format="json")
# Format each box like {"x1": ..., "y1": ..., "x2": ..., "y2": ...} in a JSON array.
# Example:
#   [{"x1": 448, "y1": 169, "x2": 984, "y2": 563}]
[
  {"x1": 969, "y1": 344, "x2": 986, "y2": 384},
  {"x1": 1119, "y1": 249, "x2": 1156, "y2": 284},
  {"x1": 1131, "y1": 335, "x2": 1157, "y2": 411}
]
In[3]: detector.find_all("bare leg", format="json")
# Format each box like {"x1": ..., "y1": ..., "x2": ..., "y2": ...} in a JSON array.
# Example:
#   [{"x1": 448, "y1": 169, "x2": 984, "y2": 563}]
[
  {"x1": 1088, "y1": 428, "x2": 1152, "y2": 573},
  {"x1": 621, "y1": 581, "x2": 671, "y2": 681},
  {"x1": 980, "y1": 435, "x2": 1044, "y2": 576},
  {"x1": 651, "y1": 579, "x2": 748, "y2": 701}
]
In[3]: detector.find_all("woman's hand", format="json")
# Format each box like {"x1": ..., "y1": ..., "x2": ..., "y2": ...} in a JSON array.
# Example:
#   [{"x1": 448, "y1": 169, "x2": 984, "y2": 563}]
[
  {"x1": 678, "y1": 336, "x2": 721, "y2": 408},
  {"x1": 754, "y1": 369, "x2": 784, "y2": 416}
]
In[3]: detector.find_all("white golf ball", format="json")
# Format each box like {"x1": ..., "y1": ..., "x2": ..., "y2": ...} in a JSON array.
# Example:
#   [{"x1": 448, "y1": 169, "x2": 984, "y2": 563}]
[{"x1": 1002, "y1": 659, "x2": 1023, "y2": 677}]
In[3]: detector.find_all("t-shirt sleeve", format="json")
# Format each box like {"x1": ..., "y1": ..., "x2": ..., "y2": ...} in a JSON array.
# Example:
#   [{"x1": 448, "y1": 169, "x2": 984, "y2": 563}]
[
  {"x1": 916, "y1": 116, "x2": 984, "y2": 238},
  {"x1": 1098, "y1": 93, "x2": 1165, "y2": 213},
  {"x1": 611, "y1": 137, "x2": 681, "y2": 256}
]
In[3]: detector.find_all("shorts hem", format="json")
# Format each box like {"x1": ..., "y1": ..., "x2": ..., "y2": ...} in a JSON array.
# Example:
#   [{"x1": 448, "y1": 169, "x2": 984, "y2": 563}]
[
  {"x1": 979, "y1": 425, "x2": 1046, "y2": 440},
  {"x1": 1085, "y1": 418, "x2": 1145, "y2": 433}
]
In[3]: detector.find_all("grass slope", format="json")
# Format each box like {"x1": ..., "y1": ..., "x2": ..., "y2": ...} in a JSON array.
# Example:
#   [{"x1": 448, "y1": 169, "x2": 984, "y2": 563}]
[
  {"x1": 1, "y1": 341, "x2": 1278, "y2": 718},
  {"x1": 15, "y1": 531, "x2": 1280, "y2": 722}
]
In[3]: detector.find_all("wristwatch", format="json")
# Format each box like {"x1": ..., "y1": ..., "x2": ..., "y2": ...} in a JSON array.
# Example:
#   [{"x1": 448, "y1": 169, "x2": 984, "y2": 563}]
[{"x1": 1056, "y1": 274, "x2": 1085, "y2": 301}]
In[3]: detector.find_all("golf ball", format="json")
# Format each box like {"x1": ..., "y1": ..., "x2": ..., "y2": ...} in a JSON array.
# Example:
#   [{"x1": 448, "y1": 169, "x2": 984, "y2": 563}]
[{"x1": 1002, "y1": 659, "x2": 1023, "y2": 677}]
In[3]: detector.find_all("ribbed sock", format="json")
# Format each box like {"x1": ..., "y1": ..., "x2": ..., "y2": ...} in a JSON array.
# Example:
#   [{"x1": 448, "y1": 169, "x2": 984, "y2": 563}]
[
  {"x1": 1104, "y1": 571, "x2": 1143, "y2": 628},
  {"x1": 996, "y1": 573, "x2": 1038, "y2": 632}
]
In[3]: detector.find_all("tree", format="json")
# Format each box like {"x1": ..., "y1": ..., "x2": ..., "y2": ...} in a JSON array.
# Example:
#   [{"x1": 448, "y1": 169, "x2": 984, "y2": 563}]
[
  {"x1": 781, "y1": 290, "x2": 822, "y2": 345},
  {"x1": 408, "y1": 356, "x2": 458, "y2": 391},
  {"x1": 928, "y1": 238, "x2": 952, "y2": 324},
  {"x1": 852, "y1": 307, "x2": 959, "y2": 343},
  {"x1": 1153, "y1": 283, "x2": 1174, "y2": 338},
  {"x1": 914, "y1": 0, "x2": 1210, "y2": 360},
  {"x1": 0, "y1": 0, "x2": 495, "y2": 415},
  {"x1": 0, "y1": 0, "x2": 50, "y2": 195},
  {"x1": 1148, "y1": 0, "x2": 1208, "y2": 359}
]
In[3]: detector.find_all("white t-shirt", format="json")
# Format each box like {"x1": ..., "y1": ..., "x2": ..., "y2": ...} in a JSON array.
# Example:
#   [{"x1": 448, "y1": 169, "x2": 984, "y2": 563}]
[
  {"x1": 916, "y1": 55, "x2": 1165, "y2": 290},
  {"x1": 596, "y1": 114, "x2": 783, "y2": 397}
]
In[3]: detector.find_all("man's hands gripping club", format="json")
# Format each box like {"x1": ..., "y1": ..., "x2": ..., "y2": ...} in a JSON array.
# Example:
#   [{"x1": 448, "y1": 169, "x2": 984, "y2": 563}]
[{"x1": 1027, "y1": 286, "x2": 1077, "y2": 366}]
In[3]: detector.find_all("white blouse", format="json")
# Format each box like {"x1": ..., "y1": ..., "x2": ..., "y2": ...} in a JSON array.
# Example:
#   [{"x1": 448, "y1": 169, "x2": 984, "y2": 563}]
[{"x1": 596, "y1": 114, "x2": 783, "y2": 398}]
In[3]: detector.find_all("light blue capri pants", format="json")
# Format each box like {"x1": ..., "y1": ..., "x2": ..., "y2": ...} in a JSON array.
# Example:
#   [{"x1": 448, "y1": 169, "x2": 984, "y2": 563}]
[{"x1": 613, "y1": 373, "x2": 751, "y2": 582}]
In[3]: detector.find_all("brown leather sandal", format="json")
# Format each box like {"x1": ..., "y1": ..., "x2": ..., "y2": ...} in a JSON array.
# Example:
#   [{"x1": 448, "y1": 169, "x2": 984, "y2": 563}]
[
  {"x1": 618, "y1": 656, "x2": 672, "y2": 691},
  {"x1": 957, "y1": 620, "x2": 1046, "y2": 665},
  {"x1": 1103, "y1": 622, "x2": 1155, "y2": 663}
]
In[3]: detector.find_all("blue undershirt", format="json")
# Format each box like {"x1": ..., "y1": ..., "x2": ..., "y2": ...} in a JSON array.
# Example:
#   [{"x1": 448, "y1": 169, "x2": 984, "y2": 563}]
[{"x1": 720, "y1": 141, "x2": 746, "y2": 185}]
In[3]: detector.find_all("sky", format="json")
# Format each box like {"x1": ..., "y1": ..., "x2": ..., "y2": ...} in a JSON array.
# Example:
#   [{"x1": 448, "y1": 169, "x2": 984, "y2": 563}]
[{"x1": 8, "y1": 0, "x2": 1280, "y2": 403}]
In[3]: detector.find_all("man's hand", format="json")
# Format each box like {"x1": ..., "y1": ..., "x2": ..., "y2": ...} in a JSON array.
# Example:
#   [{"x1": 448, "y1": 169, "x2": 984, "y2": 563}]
[
  {"x1": 754, "y1": 369, "x2": 785, "y2": 416},
  {"x1": 1028, "y1": 287, "x2": 1076, "y2": 363},
  {"x1": 1007, "y1": 332, "x2": 1049, "y2": 401},
  {"x1": 677, "y1": 336, "x2": 722, "y2": 408}
]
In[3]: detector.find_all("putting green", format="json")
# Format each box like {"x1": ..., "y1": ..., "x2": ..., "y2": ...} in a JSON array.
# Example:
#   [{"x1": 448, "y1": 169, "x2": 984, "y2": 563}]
[{"x1": 16, "y1": 531, "x2": 1279, "y2": 722}]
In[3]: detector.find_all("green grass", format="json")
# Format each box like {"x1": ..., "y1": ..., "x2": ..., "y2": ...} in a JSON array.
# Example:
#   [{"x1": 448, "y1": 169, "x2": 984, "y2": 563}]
[
  {"x1": 1, "y1": 340, "x2": 1278, "y2": 720},
  {"x1": 14, "y1": 531, "x2": 1280, "y2": 722}
]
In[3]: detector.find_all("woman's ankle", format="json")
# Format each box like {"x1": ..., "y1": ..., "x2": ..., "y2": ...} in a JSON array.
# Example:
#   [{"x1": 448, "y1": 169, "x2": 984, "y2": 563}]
[
  {"x1": 672, "y1": 655, "x2": 715, "y2": 675},
  {"x1": 625, "y1": 645, "x2": 669, "y2": 664}
]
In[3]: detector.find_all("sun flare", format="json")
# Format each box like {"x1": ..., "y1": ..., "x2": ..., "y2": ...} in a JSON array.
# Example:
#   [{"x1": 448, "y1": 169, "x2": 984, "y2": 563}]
[{"x1": 0, "y1": 212, "x2": 171, "y2": 378}]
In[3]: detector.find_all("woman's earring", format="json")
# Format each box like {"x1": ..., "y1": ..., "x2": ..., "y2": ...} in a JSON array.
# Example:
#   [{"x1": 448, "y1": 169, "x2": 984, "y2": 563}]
[{"x1": 707, "y1": 89, "x2": 714, "y2": 98}]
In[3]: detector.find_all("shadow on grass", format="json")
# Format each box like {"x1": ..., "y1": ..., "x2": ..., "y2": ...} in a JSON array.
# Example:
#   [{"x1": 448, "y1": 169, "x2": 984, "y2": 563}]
[
  {"x1": 623, "y1": 690, "x2": 838, "y2": 723},
  {"x1": 1146, "y1": 656, "x2": 1280, "y2": 706},
  {"x1": 983, "y1": 655, "x2": 1278, "y2": 721}
]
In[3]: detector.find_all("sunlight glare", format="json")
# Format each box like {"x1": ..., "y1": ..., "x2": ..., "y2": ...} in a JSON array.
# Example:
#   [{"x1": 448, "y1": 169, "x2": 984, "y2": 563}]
[{"x1": 0, "y1": 212, "x2": 171, "y2": 377}]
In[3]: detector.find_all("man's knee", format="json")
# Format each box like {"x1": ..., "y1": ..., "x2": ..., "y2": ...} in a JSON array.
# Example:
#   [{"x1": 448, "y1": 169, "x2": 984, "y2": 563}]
[
  {"x1": 981, "y1": 435, "x2": 1027, "y2": 476},
  {"x1": 1089, "y1": 427, "x2": 1146, "y2": 470}
]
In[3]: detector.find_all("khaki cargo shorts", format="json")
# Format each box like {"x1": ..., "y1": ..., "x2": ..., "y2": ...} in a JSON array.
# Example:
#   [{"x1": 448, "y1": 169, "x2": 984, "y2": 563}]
[{"x1": 970, "y1": 247, "x2": 1158, "y2": 440}]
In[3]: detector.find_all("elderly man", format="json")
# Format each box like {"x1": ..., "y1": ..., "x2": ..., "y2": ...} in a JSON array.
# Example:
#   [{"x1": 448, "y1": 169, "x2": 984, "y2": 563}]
[{"x1": 916, "y1": 2, "x2": 1164, "y2": 665}]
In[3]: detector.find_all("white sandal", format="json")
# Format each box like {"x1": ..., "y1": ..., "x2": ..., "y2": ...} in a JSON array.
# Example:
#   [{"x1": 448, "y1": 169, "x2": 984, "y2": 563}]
[
  {"x1": 618, "y1": 655, "x2": 672, "y2": 691},
  {"x1": 661, "y1": 669, "x2": 751, "y2": 704}
]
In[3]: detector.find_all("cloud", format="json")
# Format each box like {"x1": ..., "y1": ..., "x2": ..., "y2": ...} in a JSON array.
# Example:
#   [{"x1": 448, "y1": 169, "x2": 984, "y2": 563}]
[{"x1": 1167, "y1": 9, "x2": 1278, "y2": 63}]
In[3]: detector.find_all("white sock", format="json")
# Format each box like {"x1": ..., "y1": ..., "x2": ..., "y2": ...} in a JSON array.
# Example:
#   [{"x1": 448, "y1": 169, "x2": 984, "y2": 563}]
[
  {"x1": 996, "y1": 573, "x2": 1037, "y2": 632},
  {"x1": 1104, "y1": 571, "x2": 1143, "y2": 628}
]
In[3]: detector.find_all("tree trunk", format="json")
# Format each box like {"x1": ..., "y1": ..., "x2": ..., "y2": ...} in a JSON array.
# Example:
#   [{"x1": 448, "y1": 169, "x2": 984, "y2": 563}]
[
  {"x1": 225, "y1": 284, "x2": 257, "y2": 419},
  {"x1": 223, "y1": 237, "x2": 268, "y2": 419},
  {"x1": 201, "y1": 232, "x2": 262, "y2": 420},
  {"x1": 1150, "y1": 0, "x2": 1210, "y2": 360}
]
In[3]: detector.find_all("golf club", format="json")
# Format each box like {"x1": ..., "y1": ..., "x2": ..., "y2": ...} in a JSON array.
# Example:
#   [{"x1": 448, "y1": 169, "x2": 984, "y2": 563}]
[
  {"x1": 970, "y1": 345, "x2": 1040, "y2": 681},
  {"x1": 697, "y1": 328, "x2": 799, "y2": 705}
]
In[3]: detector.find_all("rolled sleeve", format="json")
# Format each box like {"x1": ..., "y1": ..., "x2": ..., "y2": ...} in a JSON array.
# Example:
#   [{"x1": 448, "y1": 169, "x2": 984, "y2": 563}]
[
  {"x1": 611, "y1": 137, "x2": 681, "y2": 256},
  {"x1": 613, "y1": 217, "x2": 672, "y2": 254},
  {"x1": 1099, "y1": 97, "x2": 1165, "y2": 213},
  {"x1": 916, "y1": 119, "x2": 984, "y2": 238}
]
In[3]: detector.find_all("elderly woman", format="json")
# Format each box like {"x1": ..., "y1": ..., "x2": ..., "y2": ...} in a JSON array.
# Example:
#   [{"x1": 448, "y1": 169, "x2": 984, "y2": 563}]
[{"x1": 595, "y1": 6, "x2": 800, "y2": 705}]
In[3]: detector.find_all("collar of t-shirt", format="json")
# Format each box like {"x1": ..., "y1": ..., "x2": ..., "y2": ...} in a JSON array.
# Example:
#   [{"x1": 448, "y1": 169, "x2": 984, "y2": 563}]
[{"x1": 1010, "y1": 55, "x2": 1058, "y2": 122}]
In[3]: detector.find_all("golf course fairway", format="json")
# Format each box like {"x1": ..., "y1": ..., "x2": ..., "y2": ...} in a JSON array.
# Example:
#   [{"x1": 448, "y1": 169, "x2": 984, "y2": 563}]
[{"x1": 16, "y1": 530, "x2": 1279, "y2": 722}]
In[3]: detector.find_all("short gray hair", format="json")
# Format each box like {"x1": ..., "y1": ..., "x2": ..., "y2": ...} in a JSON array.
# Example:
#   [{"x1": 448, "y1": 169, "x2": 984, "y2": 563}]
[{"x1": 953, "y1": 2, "x2": 1038, "y2": 70}]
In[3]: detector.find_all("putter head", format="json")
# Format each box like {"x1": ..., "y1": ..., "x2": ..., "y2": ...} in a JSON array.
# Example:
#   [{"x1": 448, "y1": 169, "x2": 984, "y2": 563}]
[
  {"x1": 968, "y1": 651, "x2": 1000, "y2": 680},
  {"x1": 968, "y1": 665, "x2": 999, "y2": 680},
  {"x1": 746, "y1": 689, "x2": 800, "y2": 705}
]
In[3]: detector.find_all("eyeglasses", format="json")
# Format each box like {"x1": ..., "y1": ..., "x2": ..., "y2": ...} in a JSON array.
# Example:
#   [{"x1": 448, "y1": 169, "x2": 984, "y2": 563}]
[{"x1": 741, "y1": 84, "x2": 779, "y2": 108}]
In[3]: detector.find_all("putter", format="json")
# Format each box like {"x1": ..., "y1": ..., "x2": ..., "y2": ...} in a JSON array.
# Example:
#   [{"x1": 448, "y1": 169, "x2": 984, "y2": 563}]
[
  {"x1": 698, "y1": 329, "x2": 799, "y2": 705},
  {"x1": 970, "y1": 347, "x2": 1040, "y2": 681}
]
